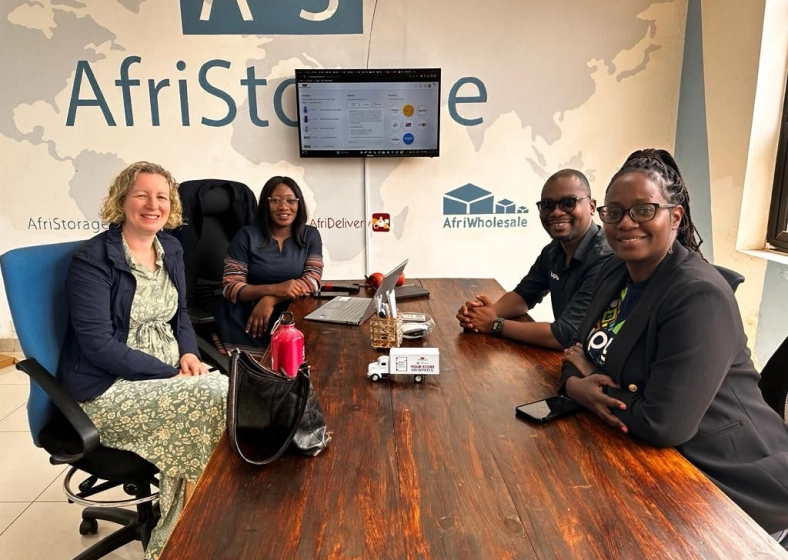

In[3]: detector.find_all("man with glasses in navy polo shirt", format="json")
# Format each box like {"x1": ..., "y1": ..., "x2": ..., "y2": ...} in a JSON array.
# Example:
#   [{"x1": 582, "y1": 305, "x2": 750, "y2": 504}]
[{"x1": 456, "y1": 169, "x2": 612, "y2": 350}]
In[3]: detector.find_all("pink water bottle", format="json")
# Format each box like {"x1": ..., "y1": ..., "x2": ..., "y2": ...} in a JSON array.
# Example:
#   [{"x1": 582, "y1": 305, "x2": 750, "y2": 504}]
[{"x1": 270, "y1": 311, "x2": 304, "y2": 378}]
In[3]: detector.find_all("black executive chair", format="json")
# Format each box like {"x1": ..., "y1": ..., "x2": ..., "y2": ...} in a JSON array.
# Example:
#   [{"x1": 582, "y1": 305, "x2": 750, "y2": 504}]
[
  {"x1": 173, "y1": 179, "x2": 257, "y2": 372},
  {"x1": 759, "y1": 334, "x2": 788, "y2": 422},
  {"x1": 712, "y1": 264, "x2": 745, "y2": 293},
  {"x1": 0, "y1": 241, "x2": 159, "y2": 560}
]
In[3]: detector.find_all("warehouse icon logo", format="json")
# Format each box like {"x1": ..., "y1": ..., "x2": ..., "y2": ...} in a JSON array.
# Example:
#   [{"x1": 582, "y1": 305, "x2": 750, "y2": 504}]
[
  {"x1": 180, "y1": 0, "x2": 363, "y2": 35},
  {"x1": 442, "y1": 183, "x2": 528, "y2": 229}
]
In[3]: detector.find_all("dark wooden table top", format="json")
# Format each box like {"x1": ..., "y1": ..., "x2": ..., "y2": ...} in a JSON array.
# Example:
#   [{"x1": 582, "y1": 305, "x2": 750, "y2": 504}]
[{"x1": 160, "y1": 278, "x2": 787, "y2": 560}]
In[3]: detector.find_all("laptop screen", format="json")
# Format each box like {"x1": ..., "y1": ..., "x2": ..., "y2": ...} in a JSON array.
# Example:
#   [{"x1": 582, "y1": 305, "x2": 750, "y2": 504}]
[{"x1": 361, "y1": 260, "x2": 408, "y2": 321}]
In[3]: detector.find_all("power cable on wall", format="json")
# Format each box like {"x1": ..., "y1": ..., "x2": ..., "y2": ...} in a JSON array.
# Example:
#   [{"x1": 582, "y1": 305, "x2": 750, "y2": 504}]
[{"x1": 363, "y1": 0, "x2": 380, "y2": 276}]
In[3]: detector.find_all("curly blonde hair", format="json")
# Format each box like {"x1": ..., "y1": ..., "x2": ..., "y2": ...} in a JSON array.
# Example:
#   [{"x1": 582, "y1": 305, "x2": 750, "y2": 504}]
[{"x1": 100, "y1": 162, "x2": 183, "y2": 229}]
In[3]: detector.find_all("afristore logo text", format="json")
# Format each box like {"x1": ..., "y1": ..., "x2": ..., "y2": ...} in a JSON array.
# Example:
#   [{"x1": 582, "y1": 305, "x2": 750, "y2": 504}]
[
  {"x1": 179, "y1": 0, "x2": 362, "y2": 35},
  {"x1": 442, "y1": 183, "x2": 528, "y2": 229}
]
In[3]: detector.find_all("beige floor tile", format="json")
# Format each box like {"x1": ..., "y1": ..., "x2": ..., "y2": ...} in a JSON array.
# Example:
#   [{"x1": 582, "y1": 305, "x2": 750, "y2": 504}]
[
  {"x1": 0, "y1": 365, "x2": 26, "y2": 385},
  {"x1": 36, "y1": 468, "x2": 72, "y2": 503},
  {"x1": 0, "y1": 386, "x2": 28, "y2": 421},
  {"x1": 0, "y1": 502, "x2": 143, "y2": 560},
  {"x1": 38, "y1": 468, "x2": 149, "y2": 505},
  {"x1": 0, "y1": 502, "x2": 29, "y2": 535},
  {"x1": 0, "y1": 432, "x2": 66, "y2": 501},
  {"x1": 0, "y1": 405, "x2": 27, "y2": 432}
]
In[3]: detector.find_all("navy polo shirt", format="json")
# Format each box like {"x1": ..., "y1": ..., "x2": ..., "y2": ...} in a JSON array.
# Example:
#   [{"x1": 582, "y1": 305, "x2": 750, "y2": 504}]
[{"x1": 513, "y1": 222, "x2": 613, "y2": 347}]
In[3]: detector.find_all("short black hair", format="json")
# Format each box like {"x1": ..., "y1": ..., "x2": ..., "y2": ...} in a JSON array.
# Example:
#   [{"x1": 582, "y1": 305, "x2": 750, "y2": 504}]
[
  {"x1": 545, "y1": 169, "x2": 591, "y2": 196},
  {"x1": 254, "y1": 176, "x2": 309, "y2": 248}
]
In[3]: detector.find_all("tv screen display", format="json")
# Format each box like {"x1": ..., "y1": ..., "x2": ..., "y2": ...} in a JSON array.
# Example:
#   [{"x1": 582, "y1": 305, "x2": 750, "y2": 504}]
[{"x1": 295, "y1": 68, "x2": 441, "y2": 158}]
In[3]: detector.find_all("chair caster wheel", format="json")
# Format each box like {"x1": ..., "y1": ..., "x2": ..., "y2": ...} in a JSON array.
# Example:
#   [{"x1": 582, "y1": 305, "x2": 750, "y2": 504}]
[{"x1": 79, "y1": 518, "x2": 98, "y2": 535}]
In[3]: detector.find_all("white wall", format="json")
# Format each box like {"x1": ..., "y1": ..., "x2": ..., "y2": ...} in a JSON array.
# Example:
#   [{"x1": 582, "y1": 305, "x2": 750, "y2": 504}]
[
  {"x1": 0, "y1": 0, "x2": 687, "y2": 336},
  {"x1": 698, "y1": 0, "x2": 788, "y2": 362}
]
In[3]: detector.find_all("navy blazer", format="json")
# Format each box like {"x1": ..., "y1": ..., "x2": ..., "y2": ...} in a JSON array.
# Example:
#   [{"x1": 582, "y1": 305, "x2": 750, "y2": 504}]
[
  {"x1": 562, "y1": 242, "x2": 788, "y2": 532},
  {"x1": 59, "y1": 226, "x2": 200, "y2": 402}
]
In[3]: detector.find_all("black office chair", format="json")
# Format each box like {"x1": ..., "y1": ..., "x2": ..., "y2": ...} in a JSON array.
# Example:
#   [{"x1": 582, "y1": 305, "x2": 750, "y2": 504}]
[
  {"x1": 713, "y1": 264, "x2": 745, "y2": 293},
  {"x1": 759, "y1": 334, "x2": 788, "y2": 422},
  {"x1": 0, "y1": 242, "x2": 160, "y2": 560},
  {"x1": 174, "y1": 179, "x2": 257, "y2": 371}
]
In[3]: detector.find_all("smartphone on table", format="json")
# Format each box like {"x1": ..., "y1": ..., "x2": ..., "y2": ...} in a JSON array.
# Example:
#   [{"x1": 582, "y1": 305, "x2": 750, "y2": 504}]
[{"x1": 515, "y1": 396, "x2": 581, "y2": 423}]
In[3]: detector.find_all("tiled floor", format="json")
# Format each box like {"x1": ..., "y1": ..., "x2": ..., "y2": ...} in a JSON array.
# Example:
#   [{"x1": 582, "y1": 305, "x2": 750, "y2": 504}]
[{"x1": 0, "y1": 360, "x2": 144, "y2": 560}]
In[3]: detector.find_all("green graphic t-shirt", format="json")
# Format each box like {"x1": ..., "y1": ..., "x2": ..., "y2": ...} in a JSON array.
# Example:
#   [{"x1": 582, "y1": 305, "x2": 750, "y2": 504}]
[{"x1": 585, "y1": 279, "x2": 649, "y2": 369}]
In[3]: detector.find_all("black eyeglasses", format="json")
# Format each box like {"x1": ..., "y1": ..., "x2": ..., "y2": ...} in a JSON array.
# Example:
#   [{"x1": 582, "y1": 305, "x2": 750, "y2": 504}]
[
  {"x1": 535, "y1": 195, "x2": 590, "y2": 213},
  {"x1": 597, "y1": 203, "x2": 676, "y2": 224}
]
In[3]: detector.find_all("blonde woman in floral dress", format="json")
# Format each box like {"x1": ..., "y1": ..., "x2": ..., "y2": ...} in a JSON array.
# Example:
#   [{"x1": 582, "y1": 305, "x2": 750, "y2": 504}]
[{"x1": 58, "y1": 162, "x2": 228, "y2": 559}]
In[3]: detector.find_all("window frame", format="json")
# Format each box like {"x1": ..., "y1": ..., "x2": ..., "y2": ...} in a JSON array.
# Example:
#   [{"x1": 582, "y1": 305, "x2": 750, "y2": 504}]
[{"x1": 767, "y1": 73, "x2": 788, "y2": 252}]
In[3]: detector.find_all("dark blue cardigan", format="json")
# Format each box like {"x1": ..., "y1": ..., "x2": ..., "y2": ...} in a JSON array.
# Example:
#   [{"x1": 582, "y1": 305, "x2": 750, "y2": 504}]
[{"x1": 59, "y1": 226, "x2": 200, "y2": 402}]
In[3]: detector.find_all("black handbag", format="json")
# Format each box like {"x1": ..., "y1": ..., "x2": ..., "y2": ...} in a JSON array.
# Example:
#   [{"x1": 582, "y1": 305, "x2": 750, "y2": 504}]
[{"x1": 227, "y1": 350, "x2": 330, "y2": 465}]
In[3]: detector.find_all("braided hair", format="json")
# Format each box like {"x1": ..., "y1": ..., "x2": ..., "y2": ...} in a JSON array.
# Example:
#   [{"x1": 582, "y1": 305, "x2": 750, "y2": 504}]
[{"x1": 607, "y1": 148, "x2": 704, "y2": 256}]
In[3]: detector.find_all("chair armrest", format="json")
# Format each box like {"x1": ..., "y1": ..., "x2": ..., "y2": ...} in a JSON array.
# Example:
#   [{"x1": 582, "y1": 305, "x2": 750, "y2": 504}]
[
  {"x1": 196, "y1": 337, "x2": 229, "y2": 374},
  {"x1": 16, "y1": 358, "x2": 101, "y2": 463},
  {"x1": 188, "y1": 304, "x2": 215, "y2": 325},
  {"x1": 189, "y1": 280, "x2": 222, "y2": 325}
]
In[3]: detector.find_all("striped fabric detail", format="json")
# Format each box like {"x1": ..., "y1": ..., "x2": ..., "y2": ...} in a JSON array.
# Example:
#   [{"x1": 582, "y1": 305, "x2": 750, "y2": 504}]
[
  {"x1": 221, "y1": 253, "x2": 324, "y2": 303},
  {"x1": 297, "y1": 253, "x2": 323, "y2": 295},
  {"x1": 222, "y1": 257, "x2": 249, "y2": 303},
  {"x1": 211, "y1": 333, "x2": 267, "y2": 363}
]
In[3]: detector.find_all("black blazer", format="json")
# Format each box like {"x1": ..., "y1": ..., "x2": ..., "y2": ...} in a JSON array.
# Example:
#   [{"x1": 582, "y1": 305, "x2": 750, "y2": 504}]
[
  {"x1": 561, "y1": 242, "x2": 788, "y2": 532},
  {"x1": 59, "y1": 227, "x2": 199, "y2": 402}
]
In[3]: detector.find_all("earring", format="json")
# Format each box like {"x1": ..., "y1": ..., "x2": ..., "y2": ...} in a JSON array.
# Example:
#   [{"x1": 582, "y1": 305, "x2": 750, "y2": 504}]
[{"x1": 668, "y1": 247, "x2": 674, "y2": 255}]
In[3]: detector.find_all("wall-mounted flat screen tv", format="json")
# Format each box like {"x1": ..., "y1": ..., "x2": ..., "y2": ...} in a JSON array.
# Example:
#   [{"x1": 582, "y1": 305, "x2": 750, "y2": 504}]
[{"x1": 295, "y1": 68, "x2": 441, "y2": 158}]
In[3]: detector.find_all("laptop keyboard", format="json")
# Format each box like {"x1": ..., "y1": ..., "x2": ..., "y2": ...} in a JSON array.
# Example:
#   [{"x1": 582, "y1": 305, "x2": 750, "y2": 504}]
[{"x1": 330, "y1": 298, "x2": 370, "y2": 322}]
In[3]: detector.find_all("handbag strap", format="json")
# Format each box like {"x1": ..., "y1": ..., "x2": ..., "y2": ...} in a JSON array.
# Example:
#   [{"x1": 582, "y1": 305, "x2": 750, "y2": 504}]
[{"x1": 227, "y1": 351, "x2": 311, "y2": 466}]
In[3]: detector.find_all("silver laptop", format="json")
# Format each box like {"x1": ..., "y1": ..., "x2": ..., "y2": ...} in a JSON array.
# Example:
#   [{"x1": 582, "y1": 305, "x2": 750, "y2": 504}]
[{"x1": 305, "y1": 260, "x2": 408, "y2": 325}]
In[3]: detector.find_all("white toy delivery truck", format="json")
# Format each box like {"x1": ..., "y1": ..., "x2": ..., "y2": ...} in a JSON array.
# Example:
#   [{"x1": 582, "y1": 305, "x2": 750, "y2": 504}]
[{"x1": 367, "y1": 347, "x2": 440, "y2": 383}]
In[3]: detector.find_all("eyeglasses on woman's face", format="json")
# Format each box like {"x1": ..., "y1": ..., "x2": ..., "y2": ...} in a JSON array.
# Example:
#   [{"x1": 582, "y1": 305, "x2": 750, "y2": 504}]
[
  {"x1": 597, "y1": 203, "x2": 676, "y2": 224},
  {"x1": 535, "y1": 195, "x2": 590, "y2": 214},
  {"x1": 268, "y1": 197, "x2": 299, "y2": 208}
]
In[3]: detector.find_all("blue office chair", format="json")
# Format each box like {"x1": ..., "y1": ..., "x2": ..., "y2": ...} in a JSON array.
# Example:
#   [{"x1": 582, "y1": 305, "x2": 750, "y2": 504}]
[
  {"x1": 713, "y1": 264, "x2": 745, "y2": 293},
  {"x1": 1, "y1": 241, "x2": 159, "y2": 560}
]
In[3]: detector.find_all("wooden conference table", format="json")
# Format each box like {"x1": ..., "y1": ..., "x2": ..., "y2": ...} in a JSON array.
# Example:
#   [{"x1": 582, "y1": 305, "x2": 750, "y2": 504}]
[{"x1": 160, "y1": 279, "x2": 787, "y2": 559}]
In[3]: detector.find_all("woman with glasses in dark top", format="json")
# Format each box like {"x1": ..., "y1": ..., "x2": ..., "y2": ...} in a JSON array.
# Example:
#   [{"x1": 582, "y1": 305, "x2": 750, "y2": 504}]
[
  {"x1": 561, "y1": 149, "x2": 788, "y2": 543},
  {"x1": 214, "y1": 176, "x2": 323, "y2": 360}
]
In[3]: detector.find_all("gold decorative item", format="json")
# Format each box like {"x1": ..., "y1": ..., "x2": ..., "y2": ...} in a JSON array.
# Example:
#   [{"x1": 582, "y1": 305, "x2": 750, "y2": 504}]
[{"x1": 370, "y1": 316, "x2": 403, "y2": 349}]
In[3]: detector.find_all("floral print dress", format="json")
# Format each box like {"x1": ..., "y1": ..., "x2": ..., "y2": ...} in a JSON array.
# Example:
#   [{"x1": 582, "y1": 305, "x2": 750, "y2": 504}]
[{"x1": 80, "y1": 236, "x2": 228, "y2": 559}]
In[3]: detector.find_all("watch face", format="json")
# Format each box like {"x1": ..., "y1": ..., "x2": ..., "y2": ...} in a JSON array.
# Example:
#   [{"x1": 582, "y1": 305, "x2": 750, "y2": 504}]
[{"x1": 493, "y1": 318, "x2": 504, "y2": 334}]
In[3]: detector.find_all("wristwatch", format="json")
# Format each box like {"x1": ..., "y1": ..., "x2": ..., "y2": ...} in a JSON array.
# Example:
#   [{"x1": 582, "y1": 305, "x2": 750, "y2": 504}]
[{"x1": 491, "y1": 318, "x2": 505, "y2": 336}]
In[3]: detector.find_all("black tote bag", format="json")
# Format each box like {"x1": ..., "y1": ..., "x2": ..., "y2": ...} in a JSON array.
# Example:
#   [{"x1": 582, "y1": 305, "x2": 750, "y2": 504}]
[{"x1": 227, "y1": 350, "x2": 330, "y2": 465}]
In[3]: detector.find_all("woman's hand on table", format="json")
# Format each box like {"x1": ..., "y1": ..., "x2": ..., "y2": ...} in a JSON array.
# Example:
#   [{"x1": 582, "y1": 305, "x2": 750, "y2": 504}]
[
  {"x1": 562, "y1": 343, "x2": 598, "y2": 377},
  {"x1": 273, "y1": 280, "x2": 309, "y2": 299},
  {"x1": 246, "y1": 296, "x2": 276, "y2": 338},
  {"x1": 565, "y1": 374, "x2": 629, "y2": 434}
]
